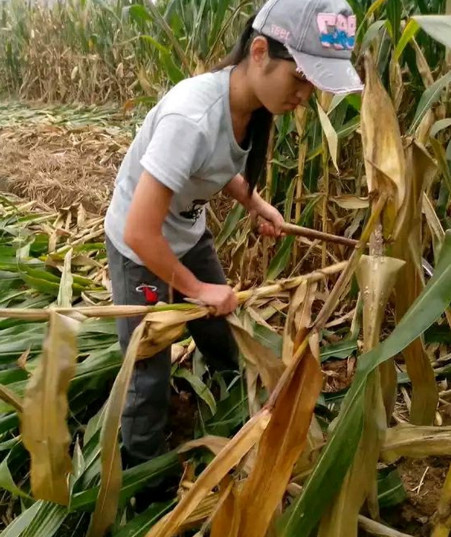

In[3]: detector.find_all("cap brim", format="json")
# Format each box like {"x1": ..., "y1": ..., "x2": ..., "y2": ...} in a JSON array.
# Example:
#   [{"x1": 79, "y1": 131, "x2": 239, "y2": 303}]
[{"x1": 286, "y1": 46, "x2": 364, "y2": 94}]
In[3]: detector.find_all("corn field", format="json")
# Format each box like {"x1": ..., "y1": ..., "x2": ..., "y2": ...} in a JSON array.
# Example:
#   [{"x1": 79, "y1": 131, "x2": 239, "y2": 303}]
[{"x1": 0, "y1": 0, "x2": 451, "y2": 536}]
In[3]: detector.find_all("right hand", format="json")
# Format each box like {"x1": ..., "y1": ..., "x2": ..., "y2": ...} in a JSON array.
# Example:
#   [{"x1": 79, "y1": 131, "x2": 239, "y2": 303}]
[{"x1": 195, "y1": 282, "x2": 238, "y2": 316}]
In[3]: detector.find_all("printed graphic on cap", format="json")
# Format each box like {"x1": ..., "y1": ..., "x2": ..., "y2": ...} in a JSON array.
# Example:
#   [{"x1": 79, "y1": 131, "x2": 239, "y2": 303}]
[
  {"x1": 269, "y1": 24, "x2": 290, "y2": 41},
  {"x1": 317, "y1": 13, "x2": 356, "y2": 50}
]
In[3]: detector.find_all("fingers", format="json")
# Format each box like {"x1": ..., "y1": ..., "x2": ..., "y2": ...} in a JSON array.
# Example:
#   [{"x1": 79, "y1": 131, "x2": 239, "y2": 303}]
[
  {"x1": 197, "y1": 283, "x2": 238, "y2": 317},
  {"x1": 214, "y1": 302, "x2": 236, "y2": 317},
  {"x1": 214, "y1": 291, "x2": 238, "y2": 317},
  {"x1": 258, "y1": 222, "x2": 282, "y2": 237}
]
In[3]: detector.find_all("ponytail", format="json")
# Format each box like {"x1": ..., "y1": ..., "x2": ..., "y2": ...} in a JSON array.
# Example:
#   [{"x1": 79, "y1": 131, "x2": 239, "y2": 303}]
[
  {"x1": 213, "y1": 15, "x2": 290, "y2": 194},
  {"x1": 245, "y1": 108, "x2": 273, "y2": 194}
]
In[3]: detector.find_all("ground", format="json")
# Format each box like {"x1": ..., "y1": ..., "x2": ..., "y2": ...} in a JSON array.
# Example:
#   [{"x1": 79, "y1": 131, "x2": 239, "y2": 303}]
[
  {"x1": 385, "y1": 456, "x2": 449, "y2": 535},
  {"x1": 1, "y1": 100, "x2": 449, "y2": 537}
]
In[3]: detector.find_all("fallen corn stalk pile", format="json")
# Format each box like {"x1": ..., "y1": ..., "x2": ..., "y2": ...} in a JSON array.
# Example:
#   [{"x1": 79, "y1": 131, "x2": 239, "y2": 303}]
[
  {"x1": 0, "y1": 102, "x2": 136, "y2": 213},
  {"x1": 1, "y1": 187, "x2": 451, "y2": 537}
]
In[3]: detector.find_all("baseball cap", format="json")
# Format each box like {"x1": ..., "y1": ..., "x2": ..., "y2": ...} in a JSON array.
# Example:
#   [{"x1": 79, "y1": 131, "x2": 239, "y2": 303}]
[{"x1": 252, "y1": 0, "x2": 364, "y2": 94}]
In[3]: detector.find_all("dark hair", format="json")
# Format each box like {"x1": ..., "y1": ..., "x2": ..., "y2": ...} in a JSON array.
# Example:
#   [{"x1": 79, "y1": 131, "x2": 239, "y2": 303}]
[{"x1": 213, "y1": 15, "x2": 294, "y2": 194}]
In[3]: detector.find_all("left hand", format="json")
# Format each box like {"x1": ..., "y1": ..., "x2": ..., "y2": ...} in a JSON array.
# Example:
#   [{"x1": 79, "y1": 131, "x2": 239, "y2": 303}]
[{"x1": 249, "y1": 197, "x2": 285, "y2": 238}]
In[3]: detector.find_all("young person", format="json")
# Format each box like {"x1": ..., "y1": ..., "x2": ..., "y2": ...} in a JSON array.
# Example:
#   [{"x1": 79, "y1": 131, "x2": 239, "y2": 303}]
[{"x1": 105, "y1": 0, "x2": 363, "y2": 469}]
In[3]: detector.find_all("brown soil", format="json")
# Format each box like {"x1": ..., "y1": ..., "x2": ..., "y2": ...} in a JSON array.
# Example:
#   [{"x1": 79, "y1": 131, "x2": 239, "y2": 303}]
[
  {"x1": 168, "y1": 390, "x2": 197, "y2": 450},
  {"x1": 322, "y1": 357, "x2": 356, "y2": 392},
  {"x1": 379, "y1": 457, "x2": 449, "y2": 536}
]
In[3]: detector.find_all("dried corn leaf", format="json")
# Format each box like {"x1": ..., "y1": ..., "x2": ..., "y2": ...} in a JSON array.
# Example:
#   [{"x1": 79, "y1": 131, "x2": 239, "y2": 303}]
[
  {"x1": 392, "y1": 142, "x2": 438, "y2": 425},
  {"x1": 282, "y1": 281, "x2": 317, "y2": 366},
  {"x1": 430, "y1": 136, "x2": 451, "y2": 194},
  {"x1": 317, "y1": 101, "x2": 339, "y2": 172},
  {"x1": 358, "y1": 255, "x2": 405, "y2": 420},
  {"x1": 393, "y1": 141, "x2": 436, "y2": 242},
  {"x1": 423, "y1": 192, "x2": 445, "y2": 263},
  {"x1": 283, "y1": 282, "x2": 322, "y2": 477},
  {"x1": 389, "y1": 55, "x2": 403, "y2": 111},
  {"x1": 361, "y1": 52, "x2": 405, "y2": 237},
  {"x1": 431, "y1": 463, "x2": 451, "y2": 537},
  {"x1": 87, "y1": 320, "x2": 145, "y2": 537},
  {"x1": 146, "y1": 409, "x2": 271, "y2": 537},
  {"x1": 56, "y1": 248, "x2": 73, "y2": 307},
  {"x1": 21, "y1": 312, "x2": 80, "y2": 505},
  {"x1": 294, "y1": 416, "x2": 324, "y2": 477},
  {"x1": 330, "y1": 196, "x2": 370, "y2": 210},
  {"x1": 0, "y1": 385, "x2": 23, "y2": 413},
  {"x1": 318, "y1": 372, "x2": 386, "y2": 537},
  {"x1": 233, "y1": 313, "x2": 262, "y2": 417},
  {"x1": 17, "y1": 348, "x2": 31, "y2": 370},
  {"x1": 235, "y1": 349, "x2": 323, "y2": 537},
  {"x1": 382, "y1": 424, "x2": 451, "y2": 463},
  {"x1": 179, "y1": 436, "x2": 260, "y2": 477},
  {"x1": 179, "y1": 436, "x2": 229, "y2": 457},
  {"x1": 318, "y1": 255, "x2": 404, "y2": 537},
  {"x1": 282, "y1": 281, "x2": 307, "y2": 366},
  {"x1": 416, "y1": 109, "x2": 436, "y2": 145},
  {"x1": 149, "y1": 494, "x2": 218, "y2": 536},
  {"x1": 228, "y1": 314, "x2": 284, "y2": 393},
  {"x1": 211, "y1": 480, "x2": 240, "y2": 537},
  {"x1": 423, "y1": 192, "x2": 445, "y2": 242},
  {"x1": 137, "y1": 307, "x2": 208, "y2": 359}
]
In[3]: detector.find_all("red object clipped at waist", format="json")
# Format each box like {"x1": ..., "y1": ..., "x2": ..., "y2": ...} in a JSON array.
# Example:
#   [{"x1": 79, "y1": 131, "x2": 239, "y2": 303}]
[{"x1": 136, "y1": 284, "x2": 159, "y2": 304}]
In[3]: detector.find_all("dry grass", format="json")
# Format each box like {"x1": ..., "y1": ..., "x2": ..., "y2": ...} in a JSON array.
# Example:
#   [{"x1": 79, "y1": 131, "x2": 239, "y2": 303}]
[{"x1": 0, "y1": 123, "x2": 130, "y2": 213}]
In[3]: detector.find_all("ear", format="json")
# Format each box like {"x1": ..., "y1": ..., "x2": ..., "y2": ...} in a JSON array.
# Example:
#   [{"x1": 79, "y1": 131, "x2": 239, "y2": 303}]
[{"x1": 249, "y1": 36, "x2": 270, "y2": 67}]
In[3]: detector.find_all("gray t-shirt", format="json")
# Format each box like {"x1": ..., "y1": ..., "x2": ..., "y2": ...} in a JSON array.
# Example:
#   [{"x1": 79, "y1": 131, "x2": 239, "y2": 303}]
[{"x1": 105, "y1": 67, "x2": 250, "y2": 264}]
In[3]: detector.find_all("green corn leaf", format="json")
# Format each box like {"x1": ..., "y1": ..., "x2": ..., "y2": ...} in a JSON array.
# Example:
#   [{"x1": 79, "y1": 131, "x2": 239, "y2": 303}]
[
  {"x1": 71, "y1": 451, "x2": 181, "y2": 511},
  {"x1": 0, "y1": 501, "x2": 67, "y2": 537},
  {"x1": 0, "y1": 455, "x2": 31, "y2": 499},
  {"x1": 386, "y1": 0, "x2": 401, "y2": 44},
  {"x1": 215, "y1": 202, "x2": 245, "y2": 251},
  {"x1": 356, "y1": 0, "x2": 388, "y2": 41},
  {"x1": 267, "y1": 197, "x2": 319, "y2": 280},
  {"x1": 361, "y1": 20, "x2": 387, "y2": 52},
  {"x1": 429, "y1": 137, "x2": 451, "y2": 194},
  {"x1": 173, "y1": 367, "x2": 217, "y2": 415},
  {"x1": 0, "y1": 502, "x2": 42, "y2": 537},
  {"x1": 278, "y1": 230, "x2": 451, "y2": 537},
  {"x1": 394, "y1": 19, "x2": 420, "y2": 61},
  {"x1": 320, "y1": 339, "x2": 358, "y2": 362},
  {"x1": 430, "y1": 118, "x2": 451, "y2": 138},
  {"x1": 127, "y1": 4, "x2": 152, "y2": 24},
  {"x1": 377, "y1": 467, "x2": 407, "y2": 508},
  {"x1": 413, "y1": 14, "x2": 451, "y2": 48},
  {"x1": 112, "y1": 501, "x2": 176, "y2": 537},
  {"x1": 266, "y1": 235, "x2": 296, "y2": 281},
  {"x1": 409, "y1": 71, "x2": 451, "y2": 134}
]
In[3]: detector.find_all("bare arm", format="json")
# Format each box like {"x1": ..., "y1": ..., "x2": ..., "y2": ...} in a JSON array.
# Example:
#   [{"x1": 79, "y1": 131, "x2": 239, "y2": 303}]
[
  {"x1": 223, "y1": 174, "x2": 285, "y2": 236},
  {"x1": 223, "y1": 173, "x2": 262, "y2": 210},
  {"x1": 124, "y1": 170, "x2": 237, "y2": 314},
  {"x1": 124, "y1": 171, "x2": 201, "y2": 297}
]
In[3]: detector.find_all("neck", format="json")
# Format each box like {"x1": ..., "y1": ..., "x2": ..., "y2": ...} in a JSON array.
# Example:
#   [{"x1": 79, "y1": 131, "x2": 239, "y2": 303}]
[{"x1": 229, "y1": 63, "x2": 262, "y2": 122}]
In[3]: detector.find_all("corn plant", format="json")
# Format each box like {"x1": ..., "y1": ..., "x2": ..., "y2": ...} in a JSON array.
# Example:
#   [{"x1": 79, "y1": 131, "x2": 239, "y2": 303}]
[{"x1": 0, "y1": 0, "x2": 450, "y2": 536}]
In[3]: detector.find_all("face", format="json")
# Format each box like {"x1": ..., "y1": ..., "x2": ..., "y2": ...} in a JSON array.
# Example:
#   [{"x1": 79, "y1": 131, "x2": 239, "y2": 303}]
[{"x1": 247, "y1": 37, "x2": 315, "y2": 114}]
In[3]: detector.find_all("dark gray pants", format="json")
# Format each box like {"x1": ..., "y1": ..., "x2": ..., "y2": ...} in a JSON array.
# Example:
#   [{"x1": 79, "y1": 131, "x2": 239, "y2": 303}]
[{"x1": 106, "y1": 229, "x2": 238, "y2": 466}]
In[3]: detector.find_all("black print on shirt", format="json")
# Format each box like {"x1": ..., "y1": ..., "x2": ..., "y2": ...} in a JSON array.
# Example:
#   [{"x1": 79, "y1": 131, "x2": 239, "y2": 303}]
[{"x1": 179, "y1": 199, "x2": 207, "y2": 222}]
